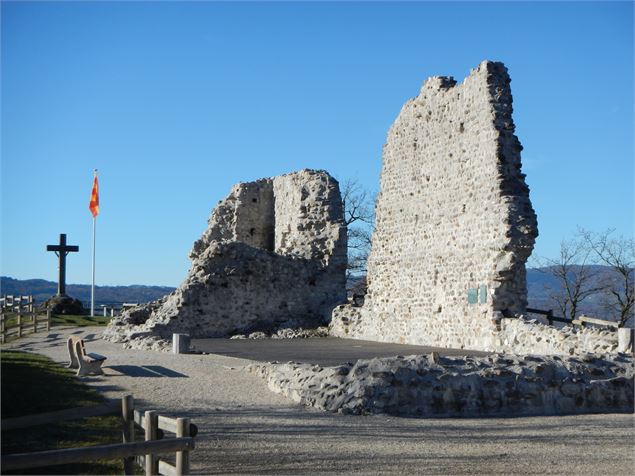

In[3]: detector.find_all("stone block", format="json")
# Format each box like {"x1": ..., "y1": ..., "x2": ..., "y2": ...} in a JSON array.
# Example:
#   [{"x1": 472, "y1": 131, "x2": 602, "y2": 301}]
[
  {"x1": 172, "y1": 333, "x2": 190, "y2": 354},
  {"x1": 618, "y1": 328, "x2": 634, "y2": 353}
]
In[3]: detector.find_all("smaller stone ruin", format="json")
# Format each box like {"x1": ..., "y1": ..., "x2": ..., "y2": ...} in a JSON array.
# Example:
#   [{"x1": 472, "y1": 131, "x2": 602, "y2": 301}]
[{"x1": 103, "y1": 169, "x2": 347, "y2": 348}]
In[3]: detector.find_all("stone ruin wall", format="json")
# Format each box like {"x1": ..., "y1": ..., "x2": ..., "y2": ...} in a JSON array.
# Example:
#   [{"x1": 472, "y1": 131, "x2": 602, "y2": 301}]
[
  {"x1": 251, "y1": 352, "x2": 634, "y2": 417},
  {"x1": 331, "y1": 61, "x2": 617, "y2": 355},
  {"x1": 104, "y1": 169, "x2": 347, "y2": 345}
]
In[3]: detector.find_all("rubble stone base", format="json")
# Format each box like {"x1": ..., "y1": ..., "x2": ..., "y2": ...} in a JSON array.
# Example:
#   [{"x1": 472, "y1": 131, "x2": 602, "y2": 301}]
[{"x1": 250, "y1": 353, "x2": 634, "y2": 417}]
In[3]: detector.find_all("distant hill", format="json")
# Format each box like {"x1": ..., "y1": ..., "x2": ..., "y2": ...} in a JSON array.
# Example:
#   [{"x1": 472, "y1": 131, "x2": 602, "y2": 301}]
[
  {"x1": 0, "y1": 277, "x2": 175, "y2": 308},
  {"x1": 3, "y1": 265, "x2": 630, "y2": 324}
]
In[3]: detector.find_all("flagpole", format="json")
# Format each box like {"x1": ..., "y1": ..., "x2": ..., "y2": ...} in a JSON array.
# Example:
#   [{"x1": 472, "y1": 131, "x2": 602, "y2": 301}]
[
  {"x1": 90, "y1": 169, "x2": 97, "y2": 317},
  {"x1": 91, "y1": 214, "x2": 96, "y2": 317}
]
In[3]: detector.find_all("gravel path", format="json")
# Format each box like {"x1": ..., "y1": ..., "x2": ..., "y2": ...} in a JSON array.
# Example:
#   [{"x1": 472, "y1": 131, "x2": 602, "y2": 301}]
[{"x1": 3, "y1": 327, "x2": 634, "y2": 475}]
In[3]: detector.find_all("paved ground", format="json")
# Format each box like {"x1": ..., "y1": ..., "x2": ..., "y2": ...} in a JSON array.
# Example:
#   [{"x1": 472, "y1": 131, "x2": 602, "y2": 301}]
[
  {"x1": 190, "y1": 337, "x2": 489, "y2": 366},
  {"x1": 3, "y1": 327, "x2": 634, "y2": 475}
]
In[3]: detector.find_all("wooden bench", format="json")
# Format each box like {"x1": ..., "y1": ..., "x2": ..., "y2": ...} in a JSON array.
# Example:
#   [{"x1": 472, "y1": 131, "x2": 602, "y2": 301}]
[{"x1": 67, "y1": 336, "x2": 107, "y2": 376}]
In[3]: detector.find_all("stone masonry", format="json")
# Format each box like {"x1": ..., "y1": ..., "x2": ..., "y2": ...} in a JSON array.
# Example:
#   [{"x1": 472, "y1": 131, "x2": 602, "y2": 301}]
[
  {"x1": 104, "y1": 169, "x2": 347, "y2": 346},
  {"x1": 250, "y1": 352, "x2": 634, "y2": 417},
  {"x1": 330, "y1": 61, "x2": 617, "y2": 355}
]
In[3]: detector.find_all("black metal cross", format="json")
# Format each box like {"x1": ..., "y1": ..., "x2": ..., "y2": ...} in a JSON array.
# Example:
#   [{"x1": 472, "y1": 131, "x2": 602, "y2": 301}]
[{"x1": 46, "y1": 233, "x2": 79, "y2": 296}]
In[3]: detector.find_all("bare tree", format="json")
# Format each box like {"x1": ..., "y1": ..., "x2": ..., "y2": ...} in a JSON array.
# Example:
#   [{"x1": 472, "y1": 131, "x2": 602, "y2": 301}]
[
  {"x1": 341, "y1": 178, "x2": 374, "y2": 227},
  {"x1": 580, "y1": 229, "x2": 634, "y2": 327},
  {"x1": 340, "y1": 178, "x2": 375, "y2": 280},
  {"x1": 535, "y1": 236, "x2": 606, "y2": 321},
  {"x1": 347, "y1": 226, "x2": 373, "y2": 274}
]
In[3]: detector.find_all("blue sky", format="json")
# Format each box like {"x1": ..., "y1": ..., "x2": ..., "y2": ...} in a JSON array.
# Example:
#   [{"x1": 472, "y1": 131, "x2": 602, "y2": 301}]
[{"x1": 1, "y1": 1, "x2": 633, "y2": 287}]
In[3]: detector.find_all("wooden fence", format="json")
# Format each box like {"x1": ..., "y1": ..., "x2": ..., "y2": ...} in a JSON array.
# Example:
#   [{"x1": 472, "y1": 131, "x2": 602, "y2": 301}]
[
  {"x1": 1, "y1": 295, "x2": 35, "y2": 313},
  {"x1": 99, "y1": 302, "x2": 139, "y2": 317},
  {"x1": 521, "y1": 307, "x2": 619, "y2": 329},
  {"x1": 1, "y1": 394, "x2": 197, "y2": 475},
  {"x1": 0, "y1": 295, "x2": 50, "y2": 344},
  {"x1": 525, "y1": 308, "x2": 570, "y2": 326}
]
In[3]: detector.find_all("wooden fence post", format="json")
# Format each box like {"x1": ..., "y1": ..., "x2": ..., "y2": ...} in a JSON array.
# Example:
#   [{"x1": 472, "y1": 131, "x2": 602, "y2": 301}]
[
  {"x1": 28, "y1": 296, "x2": 33, "y2": 314},
  {"x1": 33, "y1": 311, "x2": 37, "y2": 334},
  {"x1": 175, "y1": 417, "x2": 190, "y2": 475},
  {"x1": 1, "y1": 312, "x2": 5, "y2": 344},
  {"x1": 144, "y1": 410, "x2": 158, "y2": 476},
  {"x1": 17, "y1": 312, "x2": 22, "y2": 338},
  {"x1": 122, "y1": 395, "x2": 134, "y2": 475},
  {"x1": 46, "y1": 309, "x2": 51, "y2": 331}
]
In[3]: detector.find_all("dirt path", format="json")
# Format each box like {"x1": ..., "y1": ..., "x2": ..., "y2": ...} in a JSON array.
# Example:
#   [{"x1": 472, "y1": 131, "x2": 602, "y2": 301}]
[{"x1": 4, "y1": 327, "x2": 634, "y2": 475}]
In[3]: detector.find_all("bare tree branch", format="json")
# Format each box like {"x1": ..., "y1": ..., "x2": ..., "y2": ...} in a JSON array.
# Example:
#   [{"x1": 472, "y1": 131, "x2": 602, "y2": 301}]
[
  {"x1": 579, "y1": 228, "x2": 634, "y2": 327},
  {"x1": 340, "y1": 178, "x2": 376, "y2": 284},
  {"x1": 341, "y1": 178, "x2": 374, "y2": 226},
  {"x1": 534, "y1": 234, "x2": 606, "y2": 322}
]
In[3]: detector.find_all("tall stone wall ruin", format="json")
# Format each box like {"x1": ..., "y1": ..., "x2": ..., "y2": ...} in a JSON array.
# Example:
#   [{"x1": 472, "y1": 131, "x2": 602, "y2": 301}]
[
  {"x1": 104, "y1": 169, "x2": 347, "y2": 346},
  {"x1": 332, "y1": 61, "x2": 616, "y2": 354}
]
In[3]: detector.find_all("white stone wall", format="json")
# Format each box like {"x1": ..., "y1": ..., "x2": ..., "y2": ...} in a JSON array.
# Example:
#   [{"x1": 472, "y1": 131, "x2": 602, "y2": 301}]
[
  {"x1": 104, "y1": 169, "x2": 347, "y2": 343},
  {"x1": 329, "y1": 60, "x2": 619, "y2": 356},
  {"x1": 330, "y1": 305, "x2": 619, "y2": 356},
  {"x1": 496, "y1": 319, "x2": 618, "y2": 355},
  {"x1": 332, "y1": 61, "x2": 539, "y2": 351}
]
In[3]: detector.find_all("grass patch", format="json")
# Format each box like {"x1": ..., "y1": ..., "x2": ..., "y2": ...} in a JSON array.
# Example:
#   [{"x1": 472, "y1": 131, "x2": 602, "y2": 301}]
[
  {"x1": 50, "y1": 314, "x2": 111, "y2": 327},
  {"x1": 1, "y1": 351, "x2": 102, "y2": 417},
  {"x1": 1, "y1": 313, "x2": 110, "y2": 342},
  {"x1": 1, "y1": 350, "x2": 125, "y2": 475}
]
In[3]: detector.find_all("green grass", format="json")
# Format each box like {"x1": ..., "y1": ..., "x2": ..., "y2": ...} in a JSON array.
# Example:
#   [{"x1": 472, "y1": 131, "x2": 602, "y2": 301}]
[
  {"x1": 1, "y1": 351, "x2": 103, "y2": 417},
  {"x1": 1, "y1": 350, "x2": 126, "y2": 475},
  {"x1": 50, "y1": 314, "x2": 111, "y2": 327},
  {"x1": 1, "y1": 313, "x2": 110, "y2": 343},
  {"x1": 1, "y1": 313, "x2": 36, "y2": 328}
]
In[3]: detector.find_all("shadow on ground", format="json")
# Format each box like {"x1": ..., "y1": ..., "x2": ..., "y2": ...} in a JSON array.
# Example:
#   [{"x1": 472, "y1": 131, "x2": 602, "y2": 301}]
[{"x1": 108, "y1": 365, "x2": 188, "y2": 378}]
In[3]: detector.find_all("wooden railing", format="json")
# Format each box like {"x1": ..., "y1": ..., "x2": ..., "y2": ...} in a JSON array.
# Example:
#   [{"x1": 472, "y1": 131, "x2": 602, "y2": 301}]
[
  {"x1": 126, "y1": 395, "x2": 198, "y2": 476},
  {"x1": 1, "y1": 395, "x2": 197, "y2": 475},
  {"x1": 572, "y1": 314, "x2": 619, "y2": 329},
  {"x1": 1, "y1": 295, "x2": 35, "y2": 313},
  {"x1": 0, "y1": 296, "x2": 50, "y2": 344},
  {"x1": 525, "y1": 308, "x2": 570, "y2": 326},
  {"x1": 97, "y1": 303, "x2": 139, "y2": 317},
  {"x1": 506, "y1": 307, "x2": 620, "y2": 329}
]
